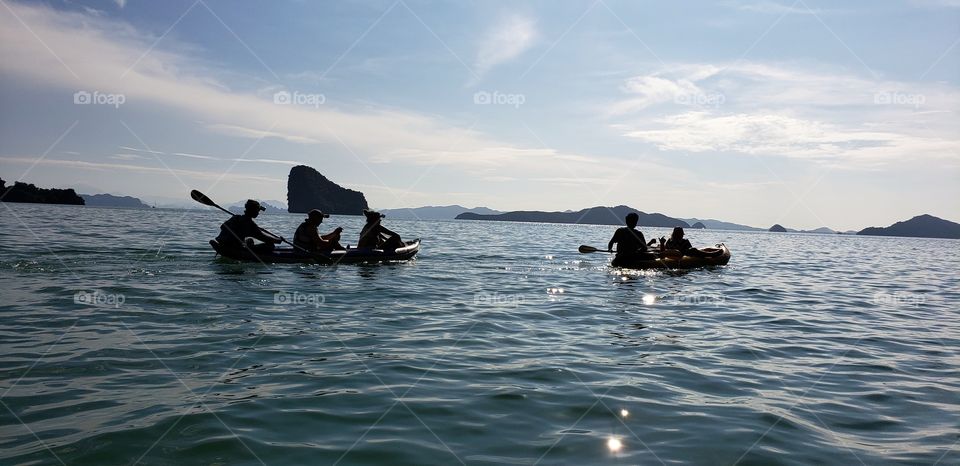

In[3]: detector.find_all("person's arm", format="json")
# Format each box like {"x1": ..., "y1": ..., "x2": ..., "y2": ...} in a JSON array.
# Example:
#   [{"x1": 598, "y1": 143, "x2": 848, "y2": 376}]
[
  {"x1": 320, "y1": 227, "x2": 343, "y2": 241},
  {"x1": 252, "y1": 223, "x2": 283, "y2": 244},
  {"x1": 378, "y1": 224, "x2": 399, "y2": 240},
  {"x1": 608, "y1": 230, "x2": 617, "y2": 252}
]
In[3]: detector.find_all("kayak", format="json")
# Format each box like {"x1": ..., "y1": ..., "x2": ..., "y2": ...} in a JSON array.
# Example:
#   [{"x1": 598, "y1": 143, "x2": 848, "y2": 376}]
[
  {"x1": 610, "y1": 243, "x2": 731, "y2": 270},
  {"x1": 209, "y1": 238, "x2": 421, "y2": 264}
]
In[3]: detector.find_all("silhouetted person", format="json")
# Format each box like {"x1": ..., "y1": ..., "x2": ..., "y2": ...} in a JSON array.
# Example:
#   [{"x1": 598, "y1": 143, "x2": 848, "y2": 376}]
[
  {"x1": 215, "y1": 199, "x2": 282, "y2": 253},
  {"x1": 608, "y1": 212, "x2": 654, "y2": 260},
  {"x1": 663, "y1": 227, "x2": 721, "y2": 258},
  {"x1": 358, "y1": 209, "x2": 403, "y2": 250},
  {"x1": 294, "y1": 209, "x2": 344, "y2": 253}
]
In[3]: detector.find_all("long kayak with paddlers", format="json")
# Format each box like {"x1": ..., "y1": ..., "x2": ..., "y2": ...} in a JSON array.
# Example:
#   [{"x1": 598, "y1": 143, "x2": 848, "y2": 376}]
[
  {"x1": 191, "y1": 189, "x2": 420, "y2": 265},
  {"x1": 209, "y1": 237, "x2": 421, "y2": 264}
]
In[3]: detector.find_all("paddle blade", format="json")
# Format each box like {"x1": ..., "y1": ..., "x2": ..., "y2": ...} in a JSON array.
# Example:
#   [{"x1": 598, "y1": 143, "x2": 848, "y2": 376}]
[
  {"x1": 578, "y1": 245, "x2": 600, "y2": 253},
  {"x1": 190, "y1": 190, "x2": 216, "y2": 206}
]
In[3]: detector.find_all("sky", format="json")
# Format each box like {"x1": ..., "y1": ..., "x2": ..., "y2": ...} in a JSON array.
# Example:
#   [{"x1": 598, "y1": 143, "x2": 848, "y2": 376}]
[{"x1": 0, "y1": 0, "x2": 958, "y2": 230}]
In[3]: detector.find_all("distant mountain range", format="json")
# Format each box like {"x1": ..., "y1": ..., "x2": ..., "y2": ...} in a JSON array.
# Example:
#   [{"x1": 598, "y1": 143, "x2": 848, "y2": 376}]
[
  {"x1": 379, "y1": 205, "x2": 501, "y2": 220},
  {"x1": 81, "y1": 193, "x2": 151, "y2": 208},
  {"x1": 858, "y1": 214, "x2": 960, "y2": 239},
  {"x1": 456, "y1": 205, "x2": 688, "y2": 227}
]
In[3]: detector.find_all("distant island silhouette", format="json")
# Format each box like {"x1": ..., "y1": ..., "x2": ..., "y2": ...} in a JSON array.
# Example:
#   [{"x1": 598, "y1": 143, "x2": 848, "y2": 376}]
[
  {"x1": 379, "y1": 205, "x2": 502, "y2": 220},
  {"x1": 456, "y1": 205, "x2": 688, "y2": 227},
  {"x1": 81, "y1": 193, "x2": 150, "y2": 208},
  {"x1": 287, "y1": 165, "x2": 368, "y2": 214},
  {"x1": 769, "y1": 224, "x2": 787, "y2": 232},
  {"x1": 1, "y1": 178, "x2": 83, "y2": 205},
  {"x1": 858, "y1": 214, "x2": 960, "y2": 239}
]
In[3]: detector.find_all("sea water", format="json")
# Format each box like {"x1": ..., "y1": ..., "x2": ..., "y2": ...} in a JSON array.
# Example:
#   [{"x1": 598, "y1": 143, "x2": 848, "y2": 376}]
[{"x1": 1, "y1": 203, "x2": 958, "y2": 465}]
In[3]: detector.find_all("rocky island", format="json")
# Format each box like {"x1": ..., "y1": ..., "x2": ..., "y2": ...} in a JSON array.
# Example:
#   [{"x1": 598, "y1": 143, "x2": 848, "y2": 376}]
[{"x1": 286, "y1": 165, "x2": 368, "y2": 215}]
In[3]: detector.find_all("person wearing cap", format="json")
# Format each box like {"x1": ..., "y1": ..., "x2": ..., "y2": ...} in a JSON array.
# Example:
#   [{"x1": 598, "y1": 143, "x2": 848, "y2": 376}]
[
  {"x1": 293, "y1": 209, "x2": 344, "y2": 253},
  {"x1": 214, "y1": 199, "x2": 283, "y2": 252},
  {"x1": 357, "y1": 209, "x2": 403, "y2": 250}
]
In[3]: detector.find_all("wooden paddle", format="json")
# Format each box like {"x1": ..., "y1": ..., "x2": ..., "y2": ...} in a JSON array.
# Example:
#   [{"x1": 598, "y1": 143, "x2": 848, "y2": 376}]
[{"x1": 190, "y1": 189, "x2": 293, "y2": 247}]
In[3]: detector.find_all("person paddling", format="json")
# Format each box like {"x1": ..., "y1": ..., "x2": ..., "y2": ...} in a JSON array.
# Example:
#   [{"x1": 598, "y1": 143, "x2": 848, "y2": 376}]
[
  {"x1": 358, "y1": 209, "x2": 403, "y2": 250},
  {"x1": 662, "y1": 227, "x2": 722, "y2": 258},
  {"x1": 293, "y1": 209, "x2": 344, "y2": 253},
  {"x1": 215, "y1": 199, "x2": 283, "y2": 253},
  {"x1": 608, "y1": 212, "x2": 655, "y2": 261}
]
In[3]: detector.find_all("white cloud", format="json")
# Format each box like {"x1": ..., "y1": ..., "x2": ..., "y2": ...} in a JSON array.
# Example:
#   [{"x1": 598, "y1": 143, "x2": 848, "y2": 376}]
[
  {"x1": 114, "y1": 0, "x2": 127, "y2": 8},
  {"x1": 611, "y1": 62, "x2": 960, "y2": 167},
  {"x1": 625, "y1": 111, "x2": 960, "y2": 163},
  {"x1": 473, "y1": 14, "x2": 538, "y2": 78}
]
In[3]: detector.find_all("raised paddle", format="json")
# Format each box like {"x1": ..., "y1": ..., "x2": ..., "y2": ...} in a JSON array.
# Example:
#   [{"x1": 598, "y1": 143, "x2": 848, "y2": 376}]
[{"x1": 190, "y1": 189, "x2": 293, "y2": 247}]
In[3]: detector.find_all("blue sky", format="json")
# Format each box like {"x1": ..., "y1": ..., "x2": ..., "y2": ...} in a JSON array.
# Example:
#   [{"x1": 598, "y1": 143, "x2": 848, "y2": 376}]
[{"x1": 0, "y1": 0, "x2": 957, "y2": 230}]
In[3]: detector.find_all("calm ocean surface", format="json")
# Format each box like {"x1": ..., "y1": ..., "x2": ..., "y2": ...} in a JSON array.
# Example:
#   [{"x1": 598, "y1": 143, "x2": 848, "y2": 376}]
[{"x1": 1, "y1": 203, "x2": 958, "y2": 465}]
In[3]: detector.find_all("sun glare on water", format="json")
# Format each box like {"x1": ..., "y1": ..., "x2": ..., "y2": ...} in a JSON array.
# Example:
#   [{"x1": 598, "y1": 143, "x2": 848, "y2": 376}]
[{"x1": 607, "y1": 437, "x2": 623, "y2": 452}]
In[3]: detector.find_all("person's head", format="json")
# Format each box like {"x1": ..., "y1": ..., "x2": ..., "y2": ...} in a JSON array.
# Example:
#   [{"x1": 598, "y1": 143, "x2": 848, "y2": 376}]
[
  {"x1": 672, "y1": 226, "x2": 685, "y2": 240},
  {"x1": 244, "y1": 199, "x2": 265, "y2": 217},
  {"x1": 306, "y1": 209, "x2": 329, "y2": 225},
  {"x1": 363, "y1": 209, "x2": 385, "y2": 224},
  {"x1": 625, "y1": 212, "x2": 639, "y2": 228}
]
